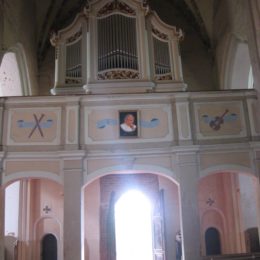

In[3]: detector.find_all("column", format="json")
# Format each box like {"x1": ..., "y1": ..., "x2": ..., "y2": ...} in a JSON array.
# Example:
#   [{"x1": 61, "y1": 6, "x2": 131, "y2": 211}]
[
  {"x1": 63, "y1": 159, "x2": 83, "y2": 260},
  {"x1": 177, "y1": 152, "x2": 201, "y2": 260},
  {"x1": 17, "y1": 180, "x2": 31, "y2": 260}
]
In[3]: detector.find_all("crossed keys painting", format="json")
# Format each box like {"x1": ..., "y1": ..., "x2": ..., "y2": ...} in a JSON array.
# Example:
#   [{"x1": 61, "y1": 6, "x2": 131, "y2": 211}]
[
  {"x1": 197, "y1": 103, "x2": 243, "y2": 137},
  {"x1": 9, "y1": 110, "x2": 59, "y2": 143}
]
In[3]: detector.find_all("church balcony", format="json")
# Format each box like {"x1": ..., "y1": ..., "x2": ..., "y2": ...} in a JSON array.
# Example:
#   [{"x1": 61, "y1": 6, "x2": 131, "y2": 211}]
[{"x1": 0, "y1": 89, "x2": 258, "y2": 153}]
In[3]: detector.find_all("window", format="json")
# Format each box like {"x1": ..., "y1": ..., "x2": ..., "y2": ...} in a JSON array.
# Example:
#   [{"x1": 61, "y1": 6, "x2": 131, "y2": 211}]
[{"x1": 0, "y1": 52, "x2": 23, "y2": 96}]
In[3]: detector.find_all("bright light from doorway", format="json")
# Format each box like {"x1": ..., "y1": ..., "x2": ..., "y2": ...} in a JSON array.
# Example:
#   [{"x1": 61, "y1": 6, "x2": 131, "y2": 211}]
[{"x1": 115, "y1": 190, "x2": 153, "y2": 260}]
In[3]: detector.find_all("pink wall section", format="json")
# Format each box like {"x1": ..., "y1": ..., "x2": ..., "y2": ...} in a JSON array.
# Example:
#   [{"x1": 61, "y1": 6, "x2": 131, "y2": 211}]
[{"x1": 198, "y1": 172, "x2": 259, "y2": 255}]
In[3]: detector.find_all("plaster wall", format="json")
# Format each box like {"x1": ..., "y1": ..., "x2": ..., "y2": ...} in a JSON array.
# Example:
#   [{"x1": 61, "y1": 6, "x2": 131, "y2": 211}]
[{"x1": 199, "y1": 173, "x2": 248, "y2": 254}]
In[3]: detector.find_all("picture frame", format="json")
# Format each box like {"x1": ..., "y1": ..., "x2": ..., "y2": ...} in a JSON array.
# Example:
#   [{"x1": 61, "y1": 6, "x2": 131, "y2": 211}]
[{"x1": 119, "y1": 110, "x2": 138, "y2": 137}]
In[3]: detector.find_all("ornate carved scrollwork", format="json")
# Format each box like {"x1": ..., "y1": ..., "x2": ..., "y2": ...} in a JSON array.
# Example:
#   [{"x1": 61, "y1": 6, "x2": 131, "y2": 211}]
[
  {"x1": 97, "y1": 0, "x2": 136, "y2": 17},
  {"x1": 50, "y1": 32, "x2": 60, "y2": 46},
  {"x1": 98, "y1": 70, "x2": 140, "y2": 80},
  {"x1": 155, "y1": 74, "x2": 172, "y2": 81},
  {"x1": 65, "y1": 78, "x2": 82, "y2": 84},
  {"x1": 152, "y1": 27, "x2": 169, "y2": 41},
  {"x1": 66, "y1": 28, "x2": 82, "y2": 44}
]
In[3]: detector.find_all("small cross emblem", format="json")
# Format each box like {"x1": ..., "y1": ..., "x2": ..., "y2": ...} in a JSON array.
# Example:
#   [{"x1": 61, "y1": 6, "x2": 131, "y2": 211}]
[
  {"x1": 43, "y1": 205, "x2": 51, "y2": 214},
  {"x1": 206, "y1": 197, "x2": 215, "y2": 206}
]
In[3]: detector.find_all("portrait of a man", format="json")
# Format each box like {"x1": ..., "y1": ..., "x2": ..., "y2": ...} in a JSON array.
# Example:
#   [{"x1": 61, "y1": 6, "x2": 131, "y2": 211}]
[{"x1": 119, "y1": 111, "x2": 138, "y2": 137}]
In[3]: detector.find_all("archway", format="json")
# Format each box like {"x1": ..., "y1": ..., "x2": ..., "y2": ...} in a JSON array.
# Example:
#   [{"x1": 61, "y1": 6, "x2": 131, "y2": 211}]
[
  {"x1": 41, "y1": 233, "x2": 58, "y2": 260},
  {"x1": 83, "y1": 172, "x2": 180, "y2": 260},
  {"x1": 205, "y1": 227, "x2": 221, "y2": 255}
]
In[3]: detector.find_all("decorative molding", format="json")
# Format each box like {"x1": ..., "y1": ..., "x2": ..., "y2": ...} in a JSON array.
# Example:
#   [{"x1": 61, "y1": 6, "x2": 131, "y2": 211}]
[
  {"x1": 152, "y1": 27, "x2": 169, "y2": 40},
  {"x1": 97, "y1": 0, "x2": 136, "y2": 17},
  {"x1": 97, "y1": 70, "x2": 140, "y2": 80},
  {"x1": 65, "y1": 78, "x2": 82, "y2": 84},
  {"x1": 50, "y1": 32, "x2": 60, "y2": 47},
  {"x1": 66, "y1": 28, "x2": 82, "y2": 44},
  {"x1": 155, "y1": 74, "x2": 173, "y2": 81}
]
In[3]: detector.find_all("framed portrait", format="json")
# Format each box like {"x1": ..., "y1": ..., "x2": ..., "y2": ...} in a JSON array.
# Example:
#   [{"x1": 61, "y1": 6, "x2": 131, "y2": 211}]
[{"x1": 119, "y1": 110, "x2": 138, "y2": 137}]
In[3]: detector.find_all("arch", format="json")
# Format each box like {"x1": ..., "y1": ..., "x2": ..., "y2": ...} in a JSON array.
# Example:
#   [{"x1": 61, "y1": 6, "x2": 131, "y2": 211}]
[
  {"x1": 201, "y1": 207, "x2": 227, "y2": 233},
  {"x1": 34, "y1": 216, "x2": 62, "y2": 240},
  {"x1": 200, "y1": 164, "x2": 255, "y2": 179},
  {"x1": 34, "y1": 216, "x2": 62, "y2": 260},
  {"x1": 83, "y1": 164, "x2": 178, "y2": 188},
  {"x1": 41, "y1": 233, "x2": 58, "y2": 260},
  {"x1": 205, "y1": 227, "x2": 221, "y2": 255},
  {"x1": 83, "y1": 172, "x2": 180, "y2": 260},
  {"x1": 201, "y1": 208, "x2": 226, "y2": 254},
  {"x1": 2, "y1": 171, "x2": 63, "y2": 187},
  {"x1": 218, "y1": 34, "x2": 253, "y2": 90}
]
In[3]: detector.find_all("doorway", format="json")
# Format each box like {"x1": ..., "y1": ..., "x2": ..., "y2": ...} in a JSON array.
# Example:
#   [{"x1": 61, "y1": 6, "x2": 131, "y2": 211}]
[
  {"x1": 205, "y1": 227, "x2": 221, "y2": 255},
  {"x1": 41, "y1": 233, "x2": 57, "y2": 260}
]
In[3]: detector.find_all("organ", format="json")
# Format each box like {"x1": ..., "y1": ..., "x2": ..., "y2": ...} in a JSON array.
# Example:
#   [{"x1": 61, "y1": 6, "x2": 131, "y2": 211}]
[{"x1": 50, "y1": 0, "x2": 185, "y2": 95}]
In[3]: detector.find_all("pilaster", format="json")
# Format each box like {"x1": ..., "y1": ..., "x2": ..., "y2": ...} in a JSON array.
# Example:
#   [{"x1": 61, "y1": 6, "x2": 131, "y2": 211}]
[
  {"x1": 177, "y1": 151, "x2": 201, "y2": 260},
  {"x1": 63, "y1": 158, "x2": 83, "y2": 260}
]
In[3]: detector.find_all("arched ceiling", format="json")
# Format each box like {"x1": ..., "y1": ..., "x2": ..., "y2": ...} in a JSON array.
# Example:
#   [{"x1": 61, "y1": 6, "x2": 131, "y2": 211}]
[{"x1": 35, "y1": 0, "x2": 215, "y2": 63}]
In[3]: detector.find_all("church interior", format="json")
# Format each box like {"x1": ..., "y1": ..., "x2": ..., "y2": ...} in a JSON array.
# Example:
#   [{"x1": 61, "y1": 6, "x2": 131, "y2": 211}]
[{"x1": 0, "y1": 0, "x2": 260, "y2": 260}]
